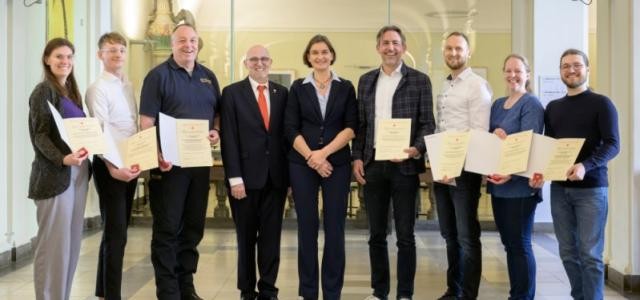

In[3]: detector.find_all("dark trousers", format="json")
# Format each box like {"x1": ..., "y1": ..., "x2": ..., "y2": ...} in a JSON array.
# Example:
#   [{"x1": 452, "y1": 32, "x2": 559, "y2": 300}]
[
  {"x1": 149, "y1": 166, "x2": 210, "y2": 300},
  {"x1": 92, "y1": 157, "x2": 138, "y2": 300},
  {"x1": 492, "y1": 195, "x2": 538, "y2": 300},
  {"x1": 433, "y1": 171, "x2": 482, "y2": 300},
  {"x1": 289, "y1": 162, "x2": 350, "y2": 300},
  {"x1": 229, "y1": 177, "x2": 287, "y2": 299},
  {"x1": 363, "y1": 161, "x2": 418, "y2": 300}
]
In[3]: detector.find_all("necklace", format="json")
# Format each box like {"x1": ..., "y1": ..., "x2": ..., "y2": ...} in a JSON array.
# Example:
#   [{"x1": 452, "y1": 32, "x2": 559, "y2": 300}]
[{"x1": 313, "y1": 73, "x2": 331, "y2": 89}]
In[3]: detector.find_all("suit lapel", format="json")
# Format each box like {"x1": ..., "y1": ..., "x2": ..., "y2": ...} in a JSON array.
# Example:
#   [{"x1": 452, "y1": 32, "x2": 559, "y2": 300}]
[
  {"x1": 395, "y1": 66, "x2": 408, "y2": 92},
  {"x1": 302, "y1": 82, "x2": 324, "y2": 122},
  {"x1": 391, "y1": 64, "x2": 409, "y2": 117},
  {"x1": 268, "y1": 82, "x2": 283, "y2": 130},
  {"x1": 366, "y1": 70, "x2": 380, "y2": 123},
  {"x1": 324, "y1": 80, "x2": 340, "y2": 120},
  {"x1": 240, "y1": 78, "x2": 267, "y2": 131}
]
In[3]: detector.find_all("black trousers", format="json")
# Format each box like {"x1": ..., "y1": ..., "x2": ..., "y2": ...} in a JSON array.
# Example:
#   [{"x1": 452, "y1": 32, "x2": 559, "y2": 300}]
[
  {"x1": 93, "y1": 157, "x2": 138, "y2": 300},
  {"x1": 433, "y1": 171, "x2": 483, "y2": 300},
  {"x1": 229, "y1": 177, "x2": 286, "y2": 299},
  {"x1": 363, "y1": 161, "x2": 419, "y2": 300},
  {"x1": 289, "y1": 162, "x2": 350, "y2": 300},
  {"x1": 149, "y1": 166, "x2": 210, "y2": 300}
]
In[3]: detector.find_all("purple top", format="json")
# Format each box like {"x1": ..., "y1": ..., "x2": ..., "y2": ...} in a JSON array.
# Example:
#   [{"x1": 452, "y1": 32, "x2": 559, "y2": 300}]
[{"x1": 60, "y1": 96, "x2": 85, "y2": 118}]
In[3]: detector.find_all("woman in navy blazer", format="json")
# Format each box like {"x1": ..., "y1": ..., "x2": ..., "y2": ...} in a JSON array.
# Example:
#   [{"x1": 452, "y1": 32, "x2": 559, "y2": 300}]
[{"x1": 284, "y1": 34, "x2": 357, "y2": 300}]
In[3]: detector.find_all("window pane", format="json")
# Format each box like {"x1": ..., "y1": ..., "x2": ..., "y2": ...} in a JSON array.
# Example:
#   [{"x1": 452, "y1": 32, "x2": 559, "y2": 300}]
[{"x1": 390, "y1": 0, "x2": 511, "y2": 97}]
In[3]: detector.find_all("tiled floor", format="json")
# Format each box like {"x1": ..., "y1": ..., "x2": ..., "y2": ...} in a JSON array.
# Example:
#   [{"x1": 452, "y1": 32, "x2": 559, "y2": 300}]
[{"x1": 0, "y1": 227, "x2": 629, "y2": 300}]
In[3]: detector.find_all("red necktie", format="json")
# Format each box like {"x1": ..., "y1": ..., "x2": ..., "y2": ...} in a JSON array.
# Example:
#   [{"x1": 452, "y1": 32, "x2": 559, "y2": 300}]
[{"x1": 257, "y1": 85, "x2": 269, "y2": 130}]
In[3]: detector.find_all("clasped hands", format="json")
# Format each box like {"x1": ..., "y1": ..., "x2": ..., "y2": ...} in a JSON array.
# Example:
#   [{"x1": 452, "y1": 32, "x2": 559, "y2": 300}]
[{"x1": 307, "y1": 150, "x2": 333, "y2": 178}]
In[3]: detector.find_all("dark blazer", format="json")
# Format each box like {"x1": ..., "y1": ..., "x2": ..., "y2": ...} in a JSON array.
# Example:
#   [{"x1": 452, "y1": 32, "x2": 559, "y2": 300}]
[
  {"x1": 220, "y1": 78, "x2": 289, "y2": 189},
  {"x1": 28, "y1": 81, "x2": 73, "y2": 200},
  {"x1": 352, "y1": 63, "x2": 436, "y2": 175},
  {"x1": 284, "y1": 77, "x2": 358, "y2": 166}
]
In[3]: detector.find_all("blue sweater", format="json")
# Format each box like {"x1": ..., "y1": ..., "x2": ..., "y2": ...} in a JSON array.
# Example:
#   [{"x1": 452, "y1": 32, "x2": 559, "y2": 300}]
[
  {"x1": 488, "y1": 93, "x2": 544, "y2": 198},
  {"x1": 544, "y1": 89, "x2": 620, "y2": 188}
]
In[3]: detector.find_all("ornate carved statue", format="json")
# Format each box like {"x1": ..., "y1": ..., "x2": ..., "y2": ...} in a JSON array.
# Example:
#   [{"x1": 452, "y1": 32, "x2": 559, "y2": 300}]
[{"x1": 146, "y1": 0, "x2": 197, "y2": 50}]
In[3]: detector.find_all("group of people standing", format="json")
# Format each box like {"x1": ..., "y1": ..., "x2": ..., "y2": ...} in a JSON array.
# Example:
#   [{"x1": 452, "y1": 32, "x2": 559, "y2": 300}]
[{"x1": 27, "y1": 22, "x2": 618, "y2": 300}]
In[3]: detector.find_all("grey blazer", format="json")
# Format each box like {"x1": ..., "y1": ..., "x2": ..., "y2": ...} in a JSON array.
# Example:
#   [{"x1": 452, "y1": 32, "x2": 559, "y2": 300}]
[{"x1": 28, "y1": 81, "x2": 73, "y2": 200}]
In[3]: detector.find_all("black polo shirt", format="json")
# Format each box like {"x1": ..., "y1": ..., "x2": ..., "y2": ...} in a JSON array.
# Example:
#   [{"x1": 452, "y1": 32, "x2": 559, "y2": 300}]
[{"x1": 140, "y1": 55, "x2": 221, "y2": 129}]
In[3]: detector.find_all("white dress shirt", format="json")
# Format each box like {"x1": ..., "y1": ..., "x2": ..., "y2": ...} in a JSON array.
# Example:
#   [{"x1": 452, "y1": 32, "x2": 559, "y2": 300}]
[
  {"x1": 436, "y1": 67, "x2": 492, "y2": 133},
  {"x1": 374, "y1": 62, "x2": 403, "y2": 145},
  {"x1": 86, "y1": 71, "x2": 138, "y2": 143},
  {"x1": 248, "y1": 76, "x2": 271, "y2": 114}
]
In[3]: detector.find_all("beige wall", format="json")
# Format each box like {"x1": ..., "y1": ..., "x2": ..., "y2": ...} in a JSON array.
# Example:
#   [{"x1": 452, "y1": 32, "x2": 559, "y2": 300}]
[
  {"x1": 589, "y1": 32, "x2": 598, "y2": 90},
  {"x1": 131, "y1": 31, "x2": 511, "y2": 98}
]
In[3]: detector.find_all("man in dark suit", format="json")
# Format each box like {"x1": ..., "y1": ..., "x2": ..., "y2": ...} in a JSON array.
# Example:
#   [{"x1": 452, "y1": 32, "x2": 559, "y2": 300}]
[
  {"x1": 352, "y1": 25, "x2": 435, "y2": 300},
  {"x1": 220, "y1": 45, "x2": 288, "y2": 300}
]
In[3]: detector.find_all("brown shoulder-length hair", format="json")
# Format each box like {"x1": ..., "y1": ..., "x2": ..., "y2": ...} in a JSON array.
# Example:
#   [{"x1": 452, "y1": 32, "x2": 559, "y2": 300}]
[
  {"x1": 42, "y1": 38, "x2": 82, "y2": 107},
  {"x1": 302, "y1": 34, "x2": 336, "y2": 68}
]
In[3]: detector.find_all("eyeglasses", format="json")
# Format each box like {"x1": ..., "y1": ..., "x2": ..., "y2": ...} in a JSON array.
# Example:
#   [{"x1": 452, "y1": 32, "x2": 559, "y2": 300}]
[
  {"x1": 101, "y1": 48, "x2": 127, "y2": 55},
  {"x1": 246, "y1": 56, "x2": 271, "y2": 64},
  {"x1": 560, "y1": 63, "x2": 585, "y2": 71}
]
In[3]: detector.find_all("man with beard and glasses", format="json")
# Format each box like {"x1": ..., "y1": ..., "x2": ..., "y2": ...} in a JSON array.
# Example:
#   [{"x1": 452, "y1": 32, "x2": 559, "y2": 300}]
[
  {"x1": 433, "y1": 31, "x2": 492, "y2": 300},
  {"x1": 530, "y1": 48, "x2": 619, "y2": 300}
]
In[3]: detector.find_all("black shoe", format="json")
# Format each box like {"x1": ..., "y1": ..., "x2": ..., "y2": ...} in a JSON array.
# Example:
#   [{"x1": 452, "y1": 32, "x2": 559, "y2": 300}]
[
  {"x1": 437, "y1": 291, "x2": 458, "y2": 300},
  {"x1": 182, "y1": 291, "x2": 204, "y2": 300},
  {"x1": 257, "y1": 296, "x2": 278, "y2": 300},
  {"x1": 241, "y1": 291, "x2": 258, "y2": 300}
]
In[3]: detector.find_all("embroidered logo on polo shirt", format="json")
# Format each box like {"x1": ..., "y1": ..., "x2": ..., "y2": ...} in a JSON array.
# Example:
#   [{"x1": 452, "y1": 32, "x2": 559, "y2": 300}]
[{"x1": 200, "y1": 78, "x2": 212, "y2": 85}]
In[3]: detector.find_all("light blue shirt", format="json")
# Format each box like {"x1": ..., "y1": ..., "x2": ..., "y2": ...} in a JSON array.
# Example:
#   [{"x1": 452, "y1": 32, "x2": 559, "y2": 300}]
[{"x1": 303, "y1": 71, "x2": 341, "y2": 118}]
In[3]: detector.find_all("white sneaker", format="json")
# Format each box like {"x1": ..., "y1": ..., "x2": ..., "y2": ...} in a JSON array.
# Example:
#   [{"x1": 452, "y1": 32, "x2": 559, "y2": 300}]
[
  {"x1": 363, "y1": 296, "x2": 381, "y2": 300},
  {"x1": 398, "y1": 298, "x2": 411, "y2": 300}
]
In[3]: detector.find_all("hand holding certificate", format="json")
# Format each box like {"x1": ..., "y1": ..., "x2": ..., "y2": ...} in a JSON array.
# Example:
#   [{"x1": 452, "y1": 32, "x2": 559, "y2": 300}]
[
  {"x1": 47, "y1": 102, "x2": 106, "y2": 155},
  {"x1": 424, "y1": 131, "x2": 470, "y2": 181},
  {"x1": 103, "y1": 125, "x2": 159, "y2": 171},
  {"x1": 516, "y1": 134, "x2": 585, "y2": 181},
  {"x1": 464, "y1": 129, "x2": 533, "y2": 175},
  {"x1": 159, "y1": 113, "x2": 213, "y2": 168},
  {"x1": 374, "y1": 119, "x2": 412, "y2": 161}
]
